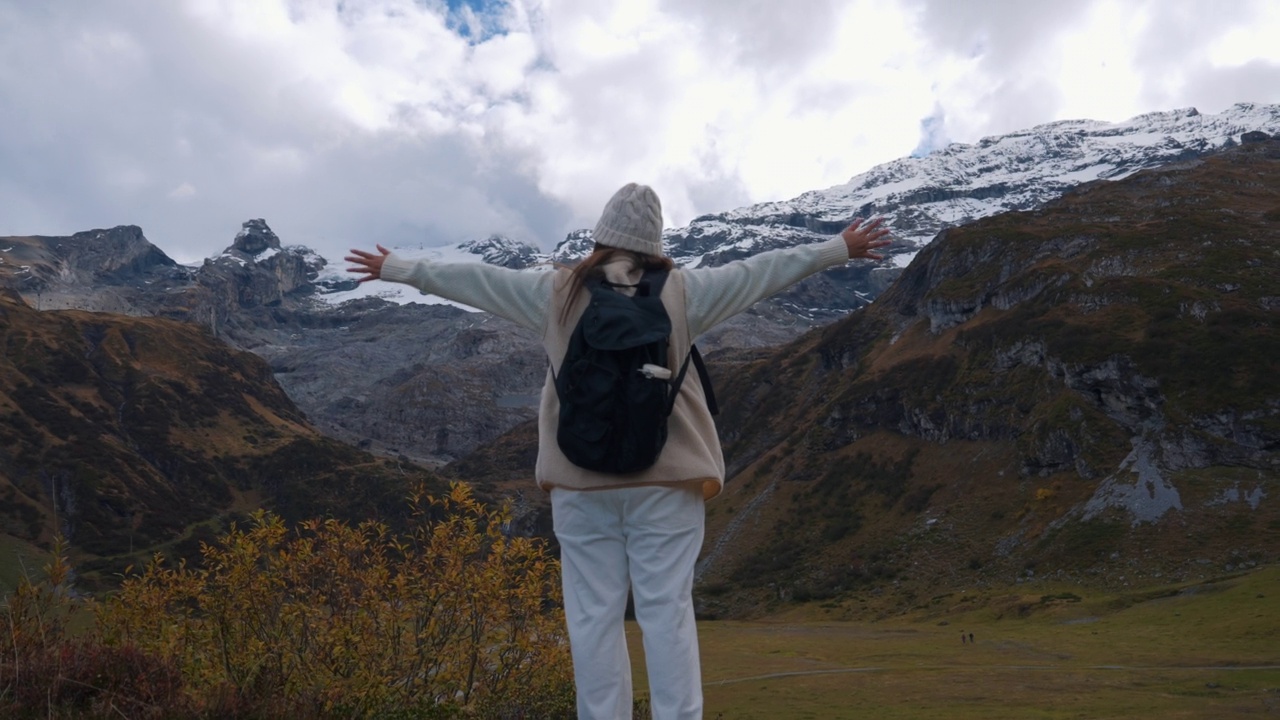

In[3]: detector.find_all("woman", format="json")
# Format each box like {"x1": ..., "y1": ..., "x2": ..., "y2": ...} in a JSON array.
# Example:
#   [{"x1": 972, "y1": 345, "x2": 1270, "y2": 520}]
[{"x1": 346, "y1": 183, "x2": 891, "y2": 720}]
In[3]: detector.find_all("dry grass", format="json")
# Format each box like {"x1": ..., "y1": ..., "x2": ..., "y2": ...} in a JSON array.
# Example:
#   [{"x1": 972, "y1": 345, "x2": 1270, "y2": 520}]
[{"x1": 628, "y1": 566, "x2": 1280, "y2": 718}]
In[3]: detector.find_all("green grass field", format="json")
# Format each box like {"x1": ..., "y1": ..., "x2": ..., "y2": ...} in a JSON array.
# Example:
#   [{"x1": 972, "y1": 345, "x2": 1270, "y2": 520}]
[
  {"x1": 629, "y1": 567, "x2": 1280, "y2": 718},
  {"x1": 0, "y1": 535, "x2": 50, "y2": 594}
]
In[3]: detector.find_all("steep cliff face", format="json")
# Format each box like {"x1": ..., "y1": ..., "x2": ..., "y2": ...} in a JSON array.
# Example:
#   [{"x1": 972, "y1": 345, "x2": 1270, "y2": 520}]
[
  {"x1": 258, "y1": 301, "x2": 546, "y2": 463},
  {"x1": 202, "y1": 218, "x2": 323, "y2": 306},
  {"x1": 0, "y1": 219, "x2": 325, "y2": 340},
  {"x1": 0, "y1": 226, "x2": 192, "y2": 315}
]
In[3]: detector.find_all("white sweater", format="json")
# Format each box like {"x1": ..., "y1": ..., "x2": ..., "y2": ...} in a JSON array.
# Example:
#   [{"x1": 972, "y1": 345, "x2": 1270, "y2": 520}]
[
  {"x1": 379, "y1": 236, "x2": 853, "y2": 497},
  {"x1": 379, "y1": 236, "x2": 851, "y2": 338}
]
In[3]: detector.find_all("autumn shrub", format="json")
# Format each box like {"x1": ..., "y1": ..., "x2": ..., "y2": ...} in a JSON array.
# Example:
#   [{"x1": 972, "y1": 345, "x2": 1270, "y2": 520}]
[
  {"x1": 2, "y1": 483, "x2": 577, "y2": 719},
  {"x1": 0, "y1": 537, "x2": 195, "y2": 719},
  {"x1": 92, "y1": 482, "x2": 574, "y2": 718}
]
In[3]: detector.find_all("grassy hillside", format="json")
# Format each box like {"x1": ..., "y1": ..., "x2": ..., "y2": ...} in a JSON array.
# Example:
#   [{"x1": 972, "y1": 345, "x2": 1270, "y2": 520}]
[
  {"x1": 0, "y1": 289, "x2": 446, "y2": 591},
  {"x1": 698, "y1": 138, "x2": 1280, "y2": 616},
  {"x1": 651, "y1": 566, "x2": 1280, "y2": 718}
]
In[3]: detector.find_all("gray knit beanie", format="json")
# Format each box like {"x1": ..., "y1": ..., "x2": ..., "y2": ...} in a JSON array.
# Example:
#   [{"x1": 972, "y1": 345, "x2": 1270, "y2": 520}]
[{"x1": 592, "y1": 183, "x2": 664, "y2": 256}]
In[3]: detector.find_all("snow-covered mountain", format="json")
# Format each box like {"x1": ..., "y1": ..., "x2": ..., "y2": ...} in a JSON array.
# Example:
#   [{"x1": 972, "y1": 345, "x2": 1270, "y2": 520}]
[
  {"x1": 6, "y1": 103, "x2": 1277, "y2": 465},
  {"x1": 313, "y1": 102, "x2": 1280, "y2": 310},
  {"x1": 675, "y1": 102, "x2": 1280, "y2": 267}
]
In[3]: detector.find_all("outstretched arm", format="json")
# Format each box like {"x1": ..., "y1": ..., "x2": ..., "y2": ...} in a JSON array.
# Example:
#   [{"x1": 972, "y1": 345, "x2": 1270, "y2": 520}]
[
  {"x1": 683, "y1": 217, "x2": 893, "y2": 337},
  {"x1": 345, "y1": 245, "x2": 553, "y2": 333}
]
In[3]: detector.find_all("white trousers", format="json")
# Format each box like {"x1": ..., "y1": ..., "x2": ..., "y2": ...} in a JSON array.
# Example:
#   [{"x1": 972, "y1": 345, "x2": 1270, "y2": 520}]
[{"x1": 551, "y1": 484, "x2": 705, "y2": 720}]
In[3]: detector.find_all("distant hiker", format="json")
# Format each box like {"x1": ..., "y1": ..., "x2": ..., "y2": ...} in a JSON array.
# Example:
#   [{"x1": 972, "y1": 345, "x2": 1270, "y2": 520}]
[
  {"x1": 969, "y1": 632, "x2": 975, "y2": 644},
  {"x1": 347, "y1": 183, "x2": 891, "y2": 720},
  {"x1": 961, "y1": 632, "x2": 966, "y2": 645}
]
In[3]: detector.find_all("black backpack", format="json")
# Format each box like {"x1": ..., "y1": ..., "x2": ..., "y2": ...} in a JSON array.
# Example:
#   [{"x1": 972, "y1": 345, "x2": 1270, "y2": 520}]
[{"x1": 553, "y1": 269, "x2": 717, "y2": 474}]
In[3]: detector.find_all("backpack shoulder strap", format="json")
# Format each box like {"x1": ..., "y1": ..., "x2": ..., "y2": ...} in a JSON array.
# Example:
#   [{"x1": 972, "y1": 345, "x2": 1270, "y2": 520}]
[
  {"x1": 643, "y1": 269, "x2": 719, "y2": 417},
  {"x1": 640, "y1": 268, "x2": 670, "y2": 298},
  {"x1": 689, "y1": 344, "x2": 719, "y2": 416}
]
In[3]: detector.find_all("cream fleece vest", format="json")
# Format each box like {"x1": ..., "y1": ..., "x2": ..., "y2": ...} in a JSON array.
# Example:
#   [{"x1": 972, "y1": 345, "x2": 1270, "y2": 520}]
[{"x1": 536, "y1": 260, "x2": 725, "y2": 500}]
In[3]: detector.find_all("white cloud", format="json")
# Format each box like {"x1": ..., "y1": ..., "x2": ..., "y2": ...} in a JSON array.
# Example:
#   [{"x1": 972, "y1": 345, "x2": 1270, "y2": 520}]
[
  {"x1": 168, "y1": 182, "x2": 198, "y2": 200},
  {"x1": 1, "y1": 0, "x2": 1278, "y2": 265}
]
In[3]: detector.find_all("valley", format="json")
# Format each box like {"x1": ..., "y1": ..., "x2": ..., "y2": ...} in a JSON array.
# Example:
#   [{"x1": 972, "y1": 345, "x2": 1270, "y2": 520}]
[{"x1": 0, "y1": 106, "x2": 1277, "y2": 619}]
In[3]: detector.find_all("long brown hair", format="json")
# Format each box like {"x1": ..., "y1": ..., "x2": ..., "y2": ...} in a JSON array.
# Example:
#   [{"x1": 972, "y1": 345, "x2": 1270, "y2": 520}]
[{"x1": 556, "y1": 245, "x2": 675, "y2": 325}]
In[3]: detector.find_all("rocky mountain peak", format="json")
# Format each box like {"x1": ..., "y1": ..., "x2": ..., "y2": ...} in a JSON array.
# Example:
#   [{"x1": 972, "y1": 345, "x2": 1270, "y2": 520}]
[
  {"x1": 694, "y1": 102, "x2": 1280, "y2": 265},
  {"x1": 65, "y1": 225, "x2": 178, "y2": 279},
  {"x1": 0, "y1": 225, "x2": 185, "y2": 312},
  {"x1": 456, "y1": 234, "x2": 540, "y2": 269},
  {"x1": 549, "y1": 229, "x2": 594, "y2": 264},
  {"x1": 191, "y1": 219, "x2": 326, "y2": 324},
  {"x1": 232, "y1": 218, "x2": 282, "y2": 256}
]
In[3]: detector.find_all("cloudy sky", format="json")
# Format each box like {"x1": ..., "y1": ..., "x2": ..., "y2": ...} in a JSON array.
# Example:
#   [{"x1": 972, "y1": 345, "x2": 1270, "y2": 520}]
[{"x1": 2, "y1": 0, "x2": 1279, "y2": 263}]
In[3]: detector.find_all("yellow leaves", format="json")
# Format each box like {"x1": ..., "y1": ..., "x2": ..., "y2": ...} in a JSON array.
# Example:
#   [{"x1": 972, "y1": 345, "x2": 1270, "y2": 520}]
[{"x1": 92, "y1": 481, "x2": 573, "y2": 716}]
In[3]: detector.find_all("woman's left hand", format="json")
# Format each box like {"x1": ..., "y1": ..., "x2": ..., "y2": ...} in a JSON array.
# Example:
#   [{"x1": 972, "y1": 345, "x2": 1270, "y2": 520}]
[
  {"x1": 842, "y1": 217, "x2": 892, "y2": 260},
  {"x1": 345, "y1": 245, "x2": 391, "y2": 282}
]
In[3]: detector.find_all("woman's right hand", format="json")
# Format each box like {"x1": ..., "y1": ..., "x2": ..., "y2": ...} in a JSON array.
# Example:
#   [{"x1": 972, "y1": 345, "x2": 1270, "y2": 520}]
[
  {"x1": 842, "y1": 217, "x2": 892, "y2": 260},
  {"x1": 345, "y1": 245, "x2": 392, "y2": 282}
]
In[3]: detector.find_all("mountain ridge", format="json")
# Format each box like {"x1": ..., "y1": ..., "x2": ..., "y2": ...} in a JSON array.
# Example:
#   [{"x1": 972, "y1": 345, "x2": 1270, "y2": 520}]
[{"x1": 2, "y1": 104, "x2": 1277, "y2": 468}]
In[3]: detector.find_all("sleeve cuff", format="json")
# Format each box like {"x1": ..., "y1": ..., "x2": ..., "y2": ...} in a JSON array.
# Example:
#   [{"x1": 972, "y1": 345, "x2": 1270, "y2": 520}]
[
  {"x1": 380, "y1": 253, "x2": 416, "y2": 284},
  {"x1": 815, "y1": 236, "x2": 851, "y2": 268}
]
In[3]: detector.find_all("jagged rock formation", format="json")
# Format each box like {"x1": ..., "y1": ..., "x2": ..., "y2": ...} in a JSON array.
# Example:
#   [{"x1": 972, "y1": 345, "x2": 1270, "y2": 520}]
[
  {"x1": 198, "y1": 218, "x2": 323, "y2": 307},
  {"x1": 0, "y1": 219, "x2": 324, "y2": 341},
  {"x1": 0, "y1": 226, "x2": 192, "y2": 315},
  {"x1": 457, "y1": 234, "x2": 542, "y2": 269}
]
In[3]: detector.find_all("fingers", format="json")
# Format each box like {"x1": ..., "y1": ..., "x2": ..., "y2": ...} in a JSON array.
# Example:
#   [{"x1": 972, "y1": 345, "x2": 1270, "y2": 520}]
[
  {"x1": 847, "y1": 216, "x2": 883, "y2": 229},
  {"x1": 847, "y1": 218, "x2": 891, "y2": 245},
  {"x1": 345, "y1": 246, "x2": 386, "y2": 282},
  {"x1": 345, "y1": 268, "x2": 379, "y2": 283},
  {"x1": 845, "y1": 217, "x2": 888, "y2": 239},
  {"x1": 843, "y1": 216, "x2": 894, "y2": 260}
]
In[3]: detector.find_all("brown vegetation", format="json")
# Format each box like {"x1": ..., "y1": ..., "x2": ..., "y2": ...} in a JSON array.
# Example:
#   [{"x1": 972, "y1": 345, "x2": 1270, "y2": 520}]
[{"x1": 1, "y1": 484, "x2": 573, "y2": 719}]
